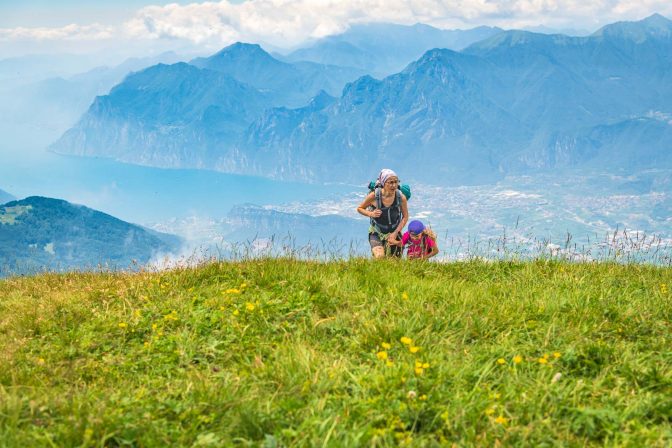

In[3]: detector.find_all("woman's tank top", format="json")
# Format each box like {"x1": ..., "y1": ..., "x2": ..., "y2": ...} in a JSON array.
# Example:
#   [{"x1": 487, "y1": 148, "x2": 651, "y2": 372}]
[{"x1": 372, "y1": 190, "x2": 401, "y2": 234}]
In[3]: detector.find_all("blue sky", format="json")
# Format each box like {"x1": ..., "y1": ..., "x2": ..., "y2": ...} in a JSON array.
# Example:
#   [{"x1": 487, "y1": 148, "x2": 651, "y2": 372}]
[{"x1": 0, "y1": 1, "x2": 243, "y2": 27}]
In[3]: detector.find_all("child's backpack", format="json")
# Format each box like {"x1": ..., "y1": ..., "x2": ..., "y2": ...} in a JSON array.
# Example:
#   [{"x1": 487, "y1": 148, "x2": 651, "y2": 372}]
[{"x1": 421, "y1": 228, "x2": 437, "y2": 253}]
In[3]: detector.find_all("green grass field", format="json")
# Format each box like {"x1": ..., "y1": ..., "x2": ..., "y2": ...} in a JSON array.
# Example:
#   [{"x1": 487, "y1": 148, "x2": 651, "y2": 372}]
[{"x1": 1, "y1": 259, "x2": 671, "y2": 446}]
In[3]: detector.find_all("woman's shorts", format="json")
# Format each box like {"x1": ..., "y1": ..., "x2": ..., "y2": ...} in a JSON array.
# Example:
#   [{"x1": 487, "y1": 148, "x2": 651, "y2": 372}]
[{"x1": 369, "y1": 232, "x2": 402, "y2": 257}]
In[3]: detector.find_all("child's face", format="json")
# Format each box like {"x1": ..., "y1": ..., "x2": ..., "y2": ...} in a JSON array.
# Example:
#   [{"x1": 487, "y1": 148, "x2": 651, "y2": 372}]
[{"x1": 410, "y1": 232, "x2": 422, "y2": 241}]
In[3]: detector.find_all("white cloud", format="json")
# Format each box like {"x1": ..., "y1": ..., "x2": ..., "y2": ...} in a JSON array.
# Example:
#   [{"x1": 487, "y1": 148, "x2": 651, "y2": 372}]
[
  {"x1": 122, "y1": 0, "x2": 498, "y2": 48},
  {"x1": 123, "y1": 0, "x2": 672, "y2": 47},
  {"x1": 1, "y1": 0, "x2": 672, "y2": 51},
  {"x1": 0, "y1": 23, "x2": 115, "y2": 41}
]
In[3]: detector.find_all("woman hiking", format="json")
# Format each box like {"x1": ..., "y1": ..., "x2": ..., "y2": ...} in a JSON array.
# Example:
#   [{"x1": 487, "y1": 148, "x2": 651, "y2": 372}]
[{"x1": 356, "y1": 169, "x2": 409, "y2": 259}]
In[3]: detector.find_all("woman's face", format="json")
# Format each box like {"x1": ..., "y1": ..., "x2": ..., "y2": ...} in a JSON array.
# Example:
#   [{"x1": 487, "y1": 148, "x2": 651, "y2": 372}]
[{"x1": 384, "y1": 177, "x2": 399, "y2": 191}]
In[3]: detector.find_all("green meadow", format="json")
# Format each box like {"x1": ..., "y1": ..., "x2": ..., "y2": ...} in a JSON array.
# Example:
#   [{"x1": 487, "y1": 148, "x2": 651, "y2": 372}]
[{"x1": 1, "y1": 259, "x2": 671, "y2": 446}]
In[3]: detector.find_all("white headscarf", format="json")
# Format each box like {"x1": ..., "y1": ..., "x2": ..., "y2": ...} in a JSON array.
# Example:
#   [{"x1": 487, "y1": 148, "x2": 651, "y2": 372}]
[{"x1": 378, "y1": 168, "x2": 398, "y2": 186}]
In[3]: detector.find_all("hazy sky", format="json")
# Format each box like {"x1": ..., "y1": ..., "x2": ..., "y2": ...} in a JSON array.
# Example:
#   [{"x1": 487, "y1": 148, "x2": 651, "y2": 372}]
[{"x1": 1, "y1": 0, "x2": 671, "y2": 58}]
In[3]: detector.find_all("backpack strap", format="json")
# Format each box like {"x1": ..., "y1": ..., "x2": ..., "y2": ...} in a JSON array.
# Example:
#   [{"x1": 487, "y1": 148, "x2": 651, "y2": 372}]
[
  {"x1": 370, "y1": 187, "x2": 382, "y2": 229},
  {"x1": 387, "y1": 190, "x2": 402, "y2": 230},
  {"x1": 375, "y1": 187, "x2": 383, "y2": 209},
  {"x1": 371, "y1": 187, "x2": 403, "y2": 234}
]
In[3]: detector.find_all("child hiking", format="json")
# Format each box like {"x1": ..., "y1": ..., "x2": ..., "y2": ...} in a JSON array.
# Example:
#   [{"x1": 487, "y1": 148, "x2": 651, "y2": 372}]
[
  {"x1": 402, "y1": 220, "x2": 439, "y2": 260},
  {"x1": 357, "y1": 169, "x2": 409, "y2": 259}
]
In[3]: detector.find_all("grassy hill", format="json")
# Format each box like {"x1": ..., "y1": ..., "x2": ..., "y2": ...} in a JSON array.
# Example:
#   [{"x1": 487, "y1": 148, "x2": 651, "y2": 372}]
[
  {"x1": 1, "y1": 259, "x2": 671, "y2": 446},
  {"x1": 0, "y1": 196, "x2": 181, "y2": 276}
]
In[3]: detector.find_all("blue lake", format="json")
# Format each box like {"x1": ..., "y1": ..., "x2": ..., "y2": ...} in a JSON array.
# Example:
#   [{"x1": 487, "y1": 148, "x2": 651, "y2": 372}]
[{"x1": 0, "y1": 151, "x2": 353, "y2": 224}]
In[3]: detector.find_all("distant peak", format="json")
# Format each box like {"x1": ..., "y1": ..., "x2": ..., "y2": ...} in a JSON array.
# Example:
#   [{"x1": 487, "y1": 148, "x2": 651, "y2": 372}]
[
  {"x1": 214, "y1": 42, "x2": 269, "y2": 57},
  {"x1": 307, "y1": 90, "x2": 336, "y2": 109},
  {"x1": 593, "y1": 13, "x2": 672, "y2": 39},
  {"x1": 421, "y1": 47, "x2": 457, "y2": 58},
  {"x1": 642, "y1": 13, "x2": 671, "y2": 24},
  {"x1": 408, "y1": 47, "x2": 461, "y2": 68},
  {"x1": 311, "y1": 89, "x2": 334, "y2": 101},
  {"x1": 341, "y1": 75, "x2": 382, "y2": 98}
]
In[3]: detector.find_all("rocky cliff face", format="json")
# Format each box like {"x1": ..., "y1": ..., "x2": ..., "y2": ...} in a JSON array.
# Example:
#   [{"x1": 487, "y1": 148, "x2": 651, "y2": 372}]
[{"x1": 51, "y1": 62, "x2": 272, "y2": 169}]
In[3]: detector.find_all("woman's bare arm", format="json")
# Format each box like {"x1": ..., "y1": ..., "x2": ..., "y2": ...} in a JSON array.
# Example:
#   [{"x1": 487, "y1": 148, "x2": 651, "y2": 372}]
[{"x1": 356, "y1": 192, "x2": 381, "y2": 218}]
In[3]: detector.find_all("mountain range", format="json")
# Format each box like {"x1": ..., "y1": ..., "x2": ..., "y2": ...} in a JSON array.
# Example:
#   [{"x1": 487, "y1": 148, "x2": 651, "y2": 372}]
[
  {"x1": 0, "y1": 196, "x2": 180, "y2": 276},
  {"x1": 280, "y1": 23, "x2": 502, "y2": 77},
  {"x1": 192, "y1": 43, "x2": 365, "y2": 107},
  {"x1": 50, "y1": 14, "x2": 672, "y2": 185}
]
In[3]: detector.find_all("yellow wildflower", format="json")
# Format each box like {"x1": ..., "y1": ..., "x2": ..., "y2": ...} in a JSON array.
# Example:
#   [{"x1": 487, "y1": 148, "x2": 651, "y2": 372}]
[
  {"x1": 386, "y1": 361, "x2": 394, "y2": 367},
  {"x1": 402, "y1": 291, "x2": 409, "y2": 300},
  {"x1": 245, "y1": 302, "x2": 255, "y2": 312},
  {"x1": 538, "y1": 357, "x2": 548, "y2": 364},
  {"x1": 485, "y1": 408, "x2": 495, "y2": 416},
  {"x1": 513, "y1": 355, "x2": 523, "y2": 364},
  {"x1": 400, "y1": 336, "x2": 412, "y2": 345},
  {"x1": 409, "y1": 346, "x2": 421, "y2": 354},
  {"x1": 225, "y1": 288, "x2": 241, "y2": 294},
  {"x1": 151, "y1": 323, "x2": 158, "y2": 331},
  {"x1": 376, "y1": 351, "x2": 388, "y2": 361},
  {"x1": 36, "y1": 357, "x2": 45, "y2": 365},
  {"x1": 381, "y1": 342, "x2": 391, "y2": 350},
  {"x1": 494, "y1": 416, "x2": 508, "y2": 425},
  {"x1": 415, "y1": 360, "x2": 423, "y2": 368},
  {"x1": 422, "y1": 362, "x2": 430, "y2": 369},
  {"x1": 419, "y1": 394, "x2": 428, "y2": 401},
  {"x1": 240, "y1": 283, "x2": 247, "y2": 289},
  {"x1": 232, "y1": 309, "x2": 240, "y2": 316},
  {"x1": 414, "y1": 367, "x2": 424, "y2": 375},
  {"x1": 118, "y1": 322, "x2": 128, "y2": 329},
  {"x1": 497, "y1": 358, "x2": 506, "y2": 365},
  {"x1": 553, "y1": 352, "x2": 561, "y2": 359}
]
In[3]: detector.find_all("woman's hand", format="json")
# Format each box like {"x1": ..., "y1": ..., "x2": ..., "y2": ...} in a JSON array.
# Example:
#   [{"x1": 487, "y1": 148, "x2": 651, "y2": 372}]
[
  {"x1": 370, "y1": 209, "x2": 382, "y2": 218},
  {"x1": 387, "y1": 233, "x2": 401, "y2": 245}
]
